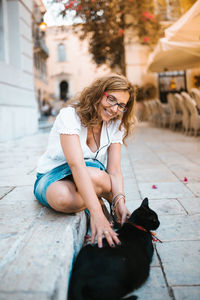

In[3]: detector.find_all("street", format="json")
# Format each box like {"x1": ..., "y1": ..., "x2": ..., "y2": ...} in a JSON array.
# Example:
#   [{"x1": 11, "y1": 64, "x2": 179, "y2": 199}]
[{"x1": 0, "y1": 122, "x2": 200, "y2": 299}]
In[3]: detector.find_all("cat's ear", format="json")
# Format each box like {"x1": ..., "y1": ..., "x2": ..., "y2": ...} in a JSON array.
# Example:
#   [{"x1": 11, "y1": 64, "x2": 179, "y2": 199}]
[{"x1": 141, "y1": 197, "x2": 149, "y2": 207}]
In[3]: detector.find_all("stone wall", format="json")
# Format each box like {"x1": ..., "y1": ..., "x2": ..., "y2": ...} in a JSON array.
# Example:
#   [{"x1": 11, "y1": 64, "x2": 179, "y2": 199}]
[{"x1": 0, "y1": 0, "x2": 38, "y2": 142}]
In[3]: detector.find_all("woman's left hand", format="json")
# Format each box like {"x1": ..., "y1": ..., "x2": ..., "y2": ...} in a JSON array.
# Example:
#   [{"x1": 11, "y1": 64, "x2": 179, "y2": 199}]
[{"x1": 115, "y1": 199, "x2": 131, "y2": 225}]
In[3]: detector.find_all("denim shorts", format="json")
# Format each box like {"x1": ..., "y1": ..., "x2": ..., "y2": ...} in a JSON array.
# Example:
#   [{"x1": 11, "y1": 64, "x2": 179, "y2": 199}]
[{"x1": 33, "y1": 158, "x2": 106, "y2": 208}]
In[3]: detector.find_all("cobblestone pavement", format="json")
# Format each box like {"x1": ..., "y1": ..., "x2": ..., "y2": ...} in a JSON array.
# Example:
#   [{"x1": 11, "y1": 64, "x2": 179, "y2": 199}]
[{"x1": 0, "y1": 123, "x2": 200, "y2": 299}]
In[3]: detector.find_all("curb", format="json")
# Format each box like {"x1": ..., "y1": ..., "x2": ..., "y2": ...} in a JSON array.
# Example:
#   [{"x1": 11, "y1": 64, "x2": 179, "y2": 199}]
[{"x1": 0, "y1": 206, "x2": 87, "y2": 300}]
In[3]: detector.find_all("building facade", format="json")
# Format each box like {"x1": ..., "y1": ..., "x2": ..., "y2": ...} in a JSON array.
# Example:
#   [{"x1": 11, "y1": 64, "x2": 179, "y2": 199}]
[
  {"x1": 125, "y1": 0, "x2": 200, "y2": 102},
  {"x1": 0, "y1": 0, "x2": 38, "y2": 142},
  {"x1": 45, "y1": 25, "x2": 110, "y2": 111},
  {"x1": 32, "y1": 0, "x2": 50, "y2": 118}
]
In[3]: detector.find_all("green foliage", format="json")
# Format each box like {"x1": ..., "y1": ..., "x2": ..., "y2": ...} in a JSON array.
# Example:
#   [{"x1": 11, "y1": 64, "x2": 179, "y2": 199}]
[
  {"x1": 51, "y1": 0, "x2": 162, "y2": 73},
  {"x1": 177, "y1": 0, "x2": 197, "y2": 14},
  {"x1": 50, "y1": 0, "x2": 195, "y2": 73}
]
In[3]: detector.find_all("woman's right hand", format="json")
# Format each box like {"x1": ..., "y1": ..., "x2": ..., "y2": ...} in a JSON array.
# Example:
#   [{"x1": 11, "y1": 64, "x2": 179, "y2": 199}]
[{"x1": 90, "y1": 212, "x2": 120, "y2": 248}]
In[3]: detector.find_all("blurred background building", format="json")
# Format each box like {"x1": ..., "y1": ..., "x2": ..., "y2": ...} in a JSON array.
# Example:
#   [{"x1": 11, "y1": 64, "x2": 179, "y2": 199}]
[
  {"x1": 0, "y1": 0, "x2": 38, "y2": 142},
  {"x1": 44, "y1": 25, "x2": 109, "y2": 115},
  {"x1": 0, "y1": 0, "x2": 199, "y2": 141},
  {"x1": 33, "y1": 0, "x2": 49, "y2": 120}
]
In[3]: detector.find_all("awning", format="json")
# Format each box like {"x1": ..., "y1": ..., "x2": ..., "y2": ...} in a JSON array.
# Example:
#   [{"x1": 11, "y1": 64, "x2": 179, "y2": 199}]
[
  {"x1": 147, "y1": 0, "x2": 200, "y2": 72},
  {"x1": 165, "y1": 0, "x2": 200, "y2": 42},
  {"x1": 147, "y1": 38, "x2": 200, "y2": 72}
]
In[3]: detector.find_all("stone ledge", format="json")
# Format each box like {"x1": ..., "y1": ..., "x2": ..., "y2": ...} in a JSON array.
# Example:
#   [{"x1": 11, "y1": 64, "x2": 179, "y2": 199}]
[{"x1": 0, "y1": 197, "x2": 87, "y2": 300}]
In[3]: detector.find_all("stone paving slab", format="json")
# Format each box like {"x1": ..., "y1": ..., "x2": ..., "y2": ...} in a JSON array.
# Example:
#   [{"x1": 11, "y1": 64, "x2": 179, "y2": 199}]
[
  {"x1": 132, "y1": 166, "x2": 179, "y2": 183},
  {"x1": 126, "y1": 123, "x2": 200, "y2": 300},
  {"x1": 133, "y1": 266, "x2": 171, "y2": 300},
  {"x1": 0, "y1": 187, "x2": 14, "y2": 199},
  {"x1": 158, "y1": 214, "x2": 200, "y2": 241},
  {"x1": 124, "y1": 179, "x2": 141, "y2": 201},
  {"x1": 150, "y1": 247, "x2": 160, "y2": 267},
  {"x1": 0, "y1": 122, "x2": 200, "y2": 300},
  {"x1": 0, "y1": 189, "x2": 43, "y2": 237},
  {"x1": 0, "y1": 166, "x2": 36, "y2": 175},
  {"x1": 0, "y1": 292, "x2": 51, "y2": 300},
  {"x1": 187, "y1": 183, "x2": 200, "y2": 197},
  {"x1": 126, "y1": 198, "x2": 187, "y2": 216},
  {"x1": 1, "y1": 186, "x2": 35, "y2": 202},
  {"x1": 0, "y1": 207, "x2": 86, "y2": 300},
  {"x1": 0, "y1": 130, "x2": 87, "y2": 300},
  {"x1": 138, "y1": 182, "x2": 194, "y2": 199},
  {"x1": 172, "y1": 286, "x2": 200, "y2": 300},
  {"x1": 0, "y1": 236, "x2": 19, "y2": 263},
  {"x1": 156, "y1": 241, "x2": 200, "y2": 286},
  {"x1": 0, "y1": 175, "x2": 35, "y2": 187},
  {"x1": 164, "y1": 163, "x2": 200, "y2": 183},
  {"x1": 121, "y1": 162, "x2": 135, "y2": 179},
  {"x1": 178, "y1": 197, "x2": 200, "y2": 214}
]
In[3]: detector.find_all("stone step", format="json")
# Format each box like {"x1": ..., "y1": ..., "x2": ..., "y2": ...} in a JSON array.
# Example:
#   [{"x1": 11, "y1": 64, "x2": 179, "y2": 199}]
[{"x1": 0, "y1": 187, "x2": 87, "y2": 300}]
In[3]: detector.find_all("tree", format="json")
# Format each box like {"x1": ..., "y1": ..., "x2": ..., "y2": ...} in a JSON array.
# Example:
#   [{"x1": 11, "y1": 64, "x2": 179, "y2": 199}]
[
  {"x1": 175, "y1": 0, "x2": 196, "y2": 14},
  {"x1": 50, "y1": 0, "x2": 196, "y2": 75}
]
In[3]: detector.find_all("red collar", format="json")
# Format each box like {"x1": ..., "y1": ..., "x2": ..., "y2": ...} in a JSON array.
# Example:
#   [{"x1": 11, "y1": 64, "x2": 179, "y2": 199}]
[
  {"x1": 126, "y1": 222, "x2": 162, "y2": 243},
  {"x1": 132, "y1": 224, "x2": 147, "y2": 232}
]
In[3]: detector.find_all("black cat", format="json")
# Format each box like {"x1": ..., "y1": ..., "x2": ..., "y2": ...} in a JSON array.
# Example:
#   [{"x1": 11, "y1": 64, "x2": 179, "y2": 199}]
[{"x1": 68, "y1": 198, "x2": 160, "y2": 300}]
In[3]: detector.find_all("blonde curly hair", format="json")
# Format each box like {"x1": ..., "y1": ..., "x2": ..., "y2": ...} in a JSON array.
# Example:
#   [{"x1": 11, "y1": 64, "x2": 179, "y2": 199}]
[{"x1": 67, "y1": 74, "x2": 136, "y2": 144}]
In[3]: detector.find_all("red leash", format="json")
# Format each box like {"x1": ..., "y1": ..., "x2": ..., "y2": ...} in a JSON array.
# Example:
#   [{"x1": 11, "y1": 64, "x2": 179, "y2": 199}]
[{"x1": 127, "y1": 222, "x2": 163, "y2": 243}]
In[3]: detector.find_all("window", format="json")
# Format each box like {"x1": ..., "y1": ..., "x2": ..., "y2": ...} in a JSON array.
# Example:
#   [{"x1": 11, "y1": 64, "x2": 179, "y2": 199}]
[{"x1": 57, "y1": 43, "x2": 66, "y2": 62}]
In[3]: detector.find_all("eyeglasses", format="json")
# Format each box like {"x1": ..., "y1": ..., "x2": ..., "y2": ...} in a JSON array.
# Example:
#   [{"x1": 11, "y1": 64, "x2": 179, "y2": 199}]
[{"x1": 104, "y1": 92, "x2": 128, "y2": 113}]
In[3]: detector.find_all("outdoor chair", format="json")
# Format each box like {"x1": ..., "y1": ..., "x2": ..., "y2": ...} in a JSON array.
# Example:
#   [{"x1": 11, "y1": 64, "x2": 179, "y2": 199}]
[
  {"x1": 151, "y1": 100, "x2": 162, "y2": 126},
  {"x1": 167, "y1": 93, "x2": 182, "y2": 130},
  {"x1": 173, "y1": 93, "x2": 183, "y2": 129},
  {"x1": 143, "y1": 101, "x2": 153, "y2": 123},
  {"x1": 181, "y1": 92, "x2": 200, "y2": 136},
  {"x1": 155, "y1": 99, "x2": 170, "y2": 127},
  {"x1": 174, "y1": 93, "x2": 190, "y2": 133},
  {"x1": 143, "y1": 100, "x2": 160, "y2": 125},
  {"x1": 147, "y1": 100, "x2": 159, "y2": 125},
  {"x1": 190, "y1": 88, "x2": 200, "y2": 112}
]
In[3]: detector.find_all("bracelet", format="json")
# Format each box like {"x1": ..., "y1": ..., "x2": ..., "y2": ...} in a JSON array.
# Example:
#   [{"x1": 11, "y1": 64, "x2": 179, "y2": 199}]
[
  {"x1": 114, "y1": 196, "x2": 125, "y2": 208},
  {"x1": 112, "y1": 193, "x2": 125, "y2": 204},
  {"x1": 111, "y1": 193, "x2": 125, "y2": 215}
]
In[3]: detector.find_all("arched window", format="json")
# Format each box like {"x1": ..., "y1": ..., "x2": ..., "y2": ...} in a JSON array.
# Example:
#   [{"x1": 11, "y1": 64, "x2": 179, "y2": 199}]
[
  {"x1": 60, "y1": 81, "x2": 69, "y2": 101},
  {"x1": 57, "y1": 43, "x2": 66, "y2": 62}
]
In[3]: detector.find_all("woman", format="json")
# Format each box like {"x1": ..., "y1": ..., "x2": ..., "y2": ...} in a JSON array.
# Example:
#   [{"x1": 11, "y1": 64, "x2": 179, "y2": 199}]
[{"x1": 34, "y1": 74, "x2": 136, "y2": 248}]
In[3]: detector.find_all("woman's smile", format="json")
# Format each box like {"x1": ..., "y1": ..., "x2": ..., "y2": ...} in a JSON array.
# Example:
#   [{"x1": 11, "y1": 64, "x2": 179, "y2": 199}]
[
  {"x1": 104, "y1": 107, "x2": 117, "y2": 118},
  {"x1": 99, "y1": 90, "x2": 129, "y2": 122}
]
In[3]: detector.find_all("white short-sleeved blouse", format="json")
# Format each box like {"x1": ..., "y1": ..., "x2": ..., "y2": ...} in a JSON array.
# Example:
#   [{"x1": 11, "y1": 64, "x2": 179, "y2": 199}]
[{"x1": 37, "y1": 107, "x2": 124, "y2": 173}]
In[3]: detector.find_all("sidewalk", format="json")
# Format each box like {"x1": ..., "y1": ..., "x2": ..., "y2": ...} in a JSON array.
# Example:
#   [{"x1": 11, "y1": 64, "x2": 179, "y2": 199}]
[
  {"x1": 124, "y1": 123, "x2": 200, "y2": 300},
  {"x1": 0, "y1": 122, "x2": 200, "y2": 299}
]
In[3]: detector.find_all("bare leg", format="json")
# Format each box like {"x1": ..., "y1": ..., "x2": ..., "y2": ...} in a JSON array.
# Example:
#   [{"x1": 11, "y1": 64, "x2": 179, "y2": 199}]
[{"x1": 46, "y1": 167, "x2": 112, "y2": 213}]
